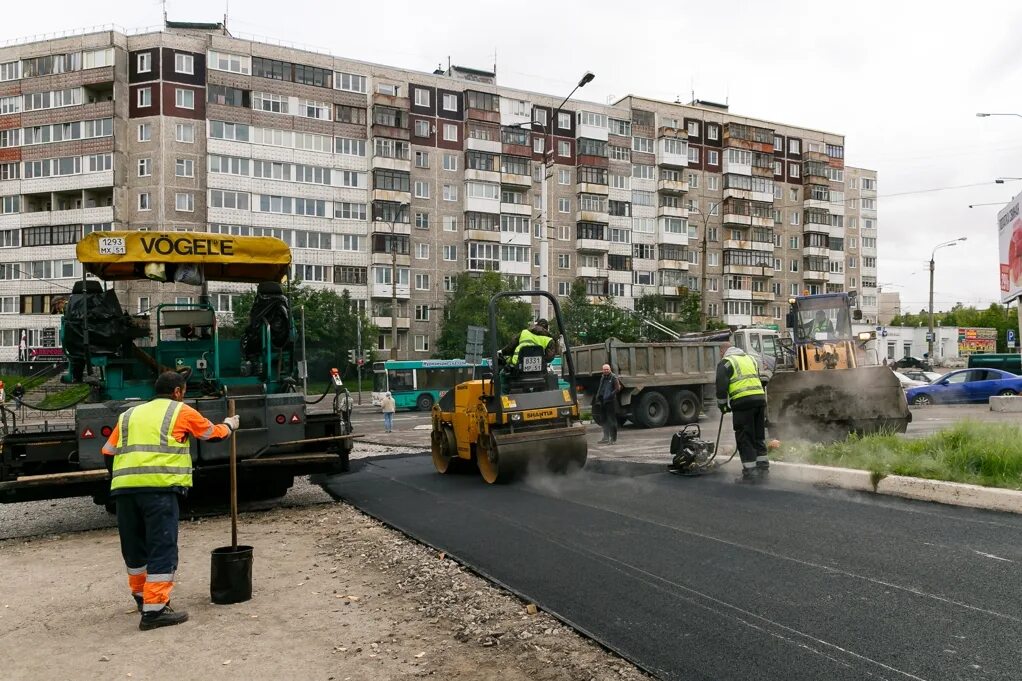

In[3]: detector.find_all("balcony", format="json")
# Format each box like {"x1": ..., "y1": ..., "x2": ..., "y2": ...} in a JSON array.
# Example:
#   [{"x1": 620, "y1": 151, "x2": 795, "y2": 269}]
[
  {"x1": 465, "y1": 195, "x2": 500, "y2": 213},
  {"x1": 501, "y1": 172, "x2": 532, "y2": 188},
  {"x1": 657, "y1": 137, "x2": 688, "y2": 168},
  {"x1": 465, "y1": 168, "x2": 500, "y2": 183},
  {"x1": 751, "y1": 290, "x2": 776, "y2": 302},
  {"x1": 372, "y1": 92, "x2": 410, "y2": 109},
  {"x1": 724, "y1": 263, "x2": 769, "y2": 277},
  {"x1": 723, "y1": 288, "x2": 753, "y2": 301},
  {"x1": 500, "y1": 202, "x2": 531, "y2": 216},
  {"x1": 19, "y1": 205, "x2": 114, "y2": 227},
  {"x1": 371, "y1": 156, "x2": 411, "y2": 173},
  {"x1": 371, "y1": 221, "x2": 411, "y2": 236},
  {"x1": 828, "y1": 271, "x2": 845, "y2": 285},
  {"x1": 724, "y1": 239, "x2": 773, "y2": 253},
  {"x1": 723, "y1": 313, "x2": 753, "y2": 327},
  {"x1": 657, "y1": 178, "x2": 689, "y2": 194},
  {"x1": 371, "y1": 123, "x2": 410, "y2": 142},
  {"x1": 466, "y1": 136, "x2": 501, "y2": 154},
  {"x1": 577, "y1": 266, "x2": 609, "y2": 279},
  {"x1": 656, "y1": 205, "x2": 688, "y2": 219},
  {"x1": 464, "y1": 228, "x2": 500, "y2": 243},
  {"x1": 372, "y1": 188, "x2": 411, "y2": 204},
  {"x1": 369, "y1": 282, "x2": 411, "y2": 299},
  {"x1": 575, "y1": 209, "x2": 608, "y2": 223},
  {"x1": 576, "y1": 238, "x2": 609, "y2": 252},
  {"x1": 577, "y1": 181, "x2": 610, "y2": 195},
  {"x1": 658, "y1": 257, "x2": 689, "y2": 271},
  {"x1": 803, "y1": 268, "x2": 828, "y2": 282},
  {"x1": 658, "y1": 285, "x2": 689, "y2": 297},
  {"x1": 802, "y1": 245, "x2": 829, "y2": 258},
  {"x1": 658, "y1": 228, "x2": 688, "y2": 246},
  {"x1": 372, "y1": 316, "x2": 411, "y2": 330},
  {"x1": 370, "y1": 252, "x2": 411, "y2": 268}
]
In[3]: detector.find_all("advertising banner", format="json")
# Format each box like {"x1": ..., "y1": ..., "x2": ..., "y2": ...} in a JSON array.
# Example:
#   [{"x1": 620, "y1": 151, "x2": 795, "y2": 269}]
[
  {"x1": 957, "y1": 327, "x2": 997, "y2": 355},
  {"x1": 998, "y1": 193, "x2": 1022, "y2": 303}
]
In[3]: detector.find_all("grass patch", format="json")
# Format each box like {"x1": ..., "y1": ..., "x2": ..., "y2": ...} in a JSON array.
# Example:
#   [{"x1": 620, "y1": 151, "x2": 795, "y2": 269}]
[
  {"x1": 35, "y1": 384, "x2": 91, "y2": 410},
  {"x1": 0, "y1": 373, "x2": 51, "y2": 392},
  {"x1": 773, "y1": 421, "x2": 1022, "y2": 490}
]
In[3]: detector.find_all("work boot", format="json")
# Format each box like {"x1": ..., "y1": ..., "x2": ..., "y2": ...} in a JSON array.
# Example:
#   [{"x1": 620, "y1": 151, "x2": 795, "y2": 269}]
[
  {"x1": 132, "y1": 594, "x2": 143, "y2": 613},
  {"x1": 756, "y1": 462, "x2": 770, "y2": 480},
  {"x1": 597, "y1": 439, "x2": 609, "y2": 444},
  {"x1": 138, "y1": 603, "x2": 189, "y2": 631},
  {"x1": 736, "y1": 467, "x2": 758, "y2": 484}
]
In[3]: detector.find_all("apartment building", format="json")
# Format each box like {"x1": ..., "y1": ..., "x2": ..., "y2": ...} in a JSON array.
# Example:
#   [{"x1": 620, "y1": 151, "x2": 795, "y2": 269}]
[{"x1": 0, "y1": 20, "x2": 880, "y2": 360}]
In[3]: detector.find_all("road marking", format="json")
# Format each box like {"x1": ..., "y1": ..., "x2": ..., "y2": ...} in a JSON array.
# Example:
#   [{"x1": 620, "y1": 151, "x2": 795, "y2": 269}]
[{"x1": 972, "y1": 550, "x2": 1013, "y2": 563}]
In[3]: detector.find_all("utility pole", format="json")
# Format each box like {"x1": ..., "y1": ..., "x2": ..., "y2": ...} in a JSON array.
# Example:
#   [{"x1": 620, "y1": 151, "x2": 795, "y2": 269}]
[
  {"x1": 928, "y1": 237, "x2": 967, "y2": 361},
  {"x1": 375, "y1": 205, "x2": 407, "y2": 361},
  {"x1": 692, "y1": 201, "x2": 718, "y2": 331},
  {"x1": 356, "y1": 313, "x2": 362, "y2": 404}
]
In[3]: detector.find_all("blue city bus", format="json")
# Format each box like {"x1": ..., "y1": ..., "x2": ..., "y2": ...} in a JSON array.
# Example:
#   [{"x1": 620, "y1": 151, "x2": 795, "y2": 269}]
[{"x1": 371, "y1": 357, "x2": 569, "y2": 411}]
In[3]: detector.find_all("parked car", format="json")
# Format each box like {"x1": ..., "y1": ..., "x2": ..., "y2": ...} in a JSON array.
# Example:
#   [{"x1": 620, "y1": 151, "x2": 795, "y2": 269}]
[
  {"x1": 900, "y1": 369, "x2": 942, "y2": 384},
  {"x1": 905, "y1": 368, "x2": 1022, "y2": 405},
  {"x1": 893, "y1": 371, "x2": 927, "y2": 389},
  {"x1": 893, "y1": 356, "x2": 933, "y2": 372}
]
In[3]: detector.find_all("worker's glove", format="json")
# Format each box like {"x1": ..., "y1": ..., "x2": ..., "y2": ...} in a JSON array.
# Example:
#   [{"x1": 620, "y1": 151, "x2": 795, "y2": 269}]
[
  {"x1": 223, "y1": 415, "x2": 241, "y2": 432},
  {"x1": 717, "y1": 399, "x2": 731, "y2": 414}
]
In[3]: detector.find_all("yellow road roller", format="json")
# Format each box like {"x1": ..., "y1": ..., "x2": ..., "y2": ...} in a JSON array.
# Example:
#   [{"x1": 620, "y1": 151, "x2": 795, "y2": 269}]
[{"x1": 431, "y1": 291, "x2": 587, "y2": 483}]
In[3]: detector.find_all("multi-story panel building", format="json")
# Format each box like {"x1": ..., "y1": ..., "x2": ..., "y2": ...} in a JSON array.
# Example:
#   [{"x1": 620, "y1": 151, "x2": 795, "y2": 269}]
[{"x1": 0, "y1": 21, "x2": 879, "y2": 360}]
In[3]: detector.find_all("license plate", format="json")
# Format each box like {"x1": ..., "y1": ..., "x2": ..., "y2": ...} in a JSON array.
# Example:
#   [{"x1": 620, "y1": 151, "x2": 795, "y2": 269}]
[
  {"x1": 522, "y1": 356, "x2": 542, "y2": 372},
  {"x1": 98, "y1": 237, "x2": 126, "y2": 255}
]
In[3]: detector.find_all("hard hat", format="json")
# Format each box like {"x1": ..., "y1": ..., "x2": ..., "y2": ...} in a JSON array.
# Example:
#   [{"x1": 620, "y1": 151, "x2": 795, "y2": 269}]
[{"x1": 536, "y1": 318, "x2": 549, "y2": 329}]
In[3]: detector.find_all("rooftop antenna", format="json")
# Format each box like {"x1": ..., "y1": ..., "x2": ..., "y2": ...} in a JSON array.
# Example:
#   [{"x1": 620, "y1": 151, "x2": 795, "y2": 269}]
[
  {"x1": 162, "y1": 0, "x2": 168, "y2": 26},
  {"x1": 223, "y1": 0, "x2": 229, "y2": 32},
  {"x1": 447, "y1": 55, "x2": 451, "y2": 74}
]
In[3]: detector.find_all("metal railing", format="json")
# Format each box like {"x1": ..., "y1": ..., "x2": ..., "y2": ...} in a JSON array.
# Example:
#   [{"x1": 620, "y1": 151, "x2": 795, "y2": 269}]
[{"x1": 0, "y1": 24, "x2": 161, "y2": 48}]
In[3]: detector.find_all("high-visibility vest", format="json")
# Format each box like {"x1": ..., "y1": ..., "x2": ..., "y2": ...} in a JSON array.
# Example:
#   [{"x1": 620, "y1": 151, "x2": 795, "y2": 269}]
[
  {"x1": 510, "y1": 329, "x2": 552, "y2": 365},
  {"x1": 725, "y1": 354, "x2": 765, "y2": 402},
  {"x1": 109, "y1": 398, "x2": 192, "y2": 491}
]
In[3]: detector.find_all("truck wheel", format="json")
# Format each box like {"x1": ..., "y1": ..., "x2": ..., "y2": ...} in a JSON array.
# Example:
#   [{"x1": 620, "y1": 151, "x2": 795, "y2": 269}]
[
  {"x1": 416, "y1": 393, "x2": 435, "y2": 412},
  {"x1": 670, "y1": 390, "x2": 700, "y2": 425},
  {"x1": 634, "y1": 391, "x2": 669, "y2": 429}
]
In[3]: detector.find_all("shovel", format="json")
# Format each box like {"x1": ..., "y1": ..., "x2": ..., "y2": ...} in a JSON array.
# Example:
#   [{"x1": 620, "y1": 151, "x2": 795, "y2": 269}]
[{"x1": 210, "y1": 398, "x2": 254, "y2": 604}]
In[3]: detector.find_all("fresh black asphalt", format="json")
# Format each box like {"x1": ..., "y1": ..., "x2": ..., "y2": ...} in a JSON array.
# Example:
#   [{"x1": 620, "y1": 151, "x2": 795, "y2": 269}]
[{"x1": 324, "y1": 455, "x2": 1022, "y2": 681}]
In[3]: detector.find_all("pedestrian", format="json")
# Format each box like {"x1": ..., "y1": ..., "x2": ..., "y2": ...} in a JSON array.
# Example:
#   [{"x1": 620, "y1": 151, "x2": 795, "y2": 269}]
[
  {"x1": 18, "y1": 332, "x2": 26, "y2": 362},
  {"x1": 381, "y1": 391, "x2": 396, "y2": 433},
  {"x1": 594, "y1": 364, "x2": 621, "y2": 445},
  {"x1": 101, "y1": 371, "x2": 240, "y2": 630},
  {"x1": 11, "y1": 382, "x2": 24, "y2": 413},
  {"x1": 716, "y1": 342, "x2": 768, "y2": 483},
  {"x1": 0, "y1": 380, "x2": 6, "y2": 405}
]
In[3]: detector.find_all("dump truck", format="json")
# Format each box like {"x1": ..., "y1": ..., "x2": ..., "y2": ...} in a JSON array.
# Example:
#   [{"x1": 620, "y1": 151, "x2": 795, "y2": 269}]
[
  {"x1": 766, "y1": 292, "x2": 911, "y2": 440},
  {"x1": 573, "y1": 336, "x2": 726, "y2": 428},
  {"x1": 431, "y1": 291, "x2": 587, "y2": 483},
  {"x1": 0, "y1": 231, "x2": 355, "y2": 506}
]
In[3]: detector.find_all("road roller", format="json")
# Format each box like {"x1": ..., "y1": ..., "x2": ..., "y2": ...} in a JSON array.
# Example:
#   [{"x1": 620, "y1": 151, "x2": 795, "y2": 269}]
[{"x1": 431, "y1": 291, "x2": 588, "y2": 483}]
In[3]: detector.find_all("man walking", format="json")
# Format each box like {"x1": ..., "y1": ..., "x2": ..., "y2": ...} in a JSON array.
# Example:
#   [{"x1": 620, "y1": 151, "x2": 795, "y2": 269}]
[
  {"x1": 11, "y1": 383, "x2": 24, "y2": 416},
  {"x1": 595, "y1": 364, "x2": 621, "y2": 445},
  {"x1": 101, "y1": 371, "x2": 239, "y2": 630},
  {"x1": 716, "y1": 343, "x2": 768, "y2": 483},
  {"x1": 381, "y1": 391, "x2": 396, "y2": 433}
]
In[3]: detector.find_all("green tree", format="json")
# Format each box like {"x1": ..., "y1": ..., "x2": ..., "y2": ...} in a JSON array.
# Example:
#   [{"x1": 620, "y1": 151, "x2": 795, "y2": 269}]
[
  {"x1": 634, "y1": 291, "x2": 703, "y2": 335},
  {"x1": 889, "y1": 303, "x2": 1018, "y2": 352},
  {"x1": 560, "y1": 279, "x2": 641, "y2": 345},
  {"x1": 434, "y1": 272, "x2": 534, "y2": 359},
  {"x1": 222, "y1": 283, "x2": 377, "y2": 379}
]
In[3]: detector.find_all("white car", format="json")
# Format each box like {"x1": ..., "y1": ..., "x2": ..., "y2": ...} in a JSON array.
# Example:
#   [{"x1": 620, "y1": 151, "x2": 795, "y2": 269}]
[{"x1": 892, "y1": 371, "x2": 927, "y2": 389}]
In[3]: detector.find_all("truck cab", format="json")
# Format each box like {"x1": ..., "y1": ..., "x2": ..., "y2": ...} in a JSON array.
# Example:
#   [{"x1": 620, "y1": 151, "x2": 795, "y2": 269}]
[{"x1": 731, "y1": 327, "x2": 779, "y2": 385}]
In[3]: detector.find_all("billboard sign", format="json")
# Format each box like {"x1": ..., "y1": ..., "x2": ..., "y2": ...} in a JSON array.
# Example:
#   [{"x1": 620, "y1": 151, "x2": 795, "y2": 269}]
[
  {"x1": 958, "y1": 327, "x2": 997, "y2": 356},
  {"x1": 998, "y1": 192, "x2": 1022, "y2": 303}
]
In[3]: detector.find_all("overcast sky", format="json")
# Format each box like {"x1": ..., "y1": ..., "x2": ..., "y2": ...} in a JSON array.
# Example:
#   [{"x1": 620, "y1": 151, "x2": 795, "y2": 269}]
[{"x1": 5, "y1": 0, "x2": 1022, "y2": 314}]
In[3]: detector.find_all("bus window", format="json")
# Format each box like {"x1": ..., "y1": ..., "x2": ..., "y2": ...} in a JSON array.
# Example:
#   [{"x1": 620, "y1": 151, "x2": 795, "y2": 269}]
[
  {"x1": 418, "y1": 368, "x2": 456, "y2": 390},
  {"x1": 389, "y1": 369, "x2": 414, "y2": 391},
  {"x1": 372, "y1": 370, "x2": 389, "y2": 393}
]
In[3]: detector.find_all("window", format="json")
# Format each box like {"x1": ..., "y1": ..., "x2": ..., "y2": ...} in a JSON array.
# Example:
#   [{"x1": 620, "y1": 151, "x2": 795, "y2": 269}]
[
  {"x1": 557, "y1": 198, "x2": 570, "y2": 213},
  {"x1": 707, "y1": 125, "x2": 719, "y2": 141},
  {"x1": 415, "y1": 244, "x2": 430, "y2": 261},
  {"x1": 790, "y1": 259, "x2": 799, "y2": 273},
  {"x1": 687, "y1": 121, "x2": 700, "y2": 137},
  {"x1": 414, "y1": 88, "x2": 431, "y2": 107},
  {"x1": 791, "y1": 211, "x2": 800, "y2": 226},
  {"x1": 443, "y1": 184, "x2": 458, "y2": 201},
  {"x1": 175, "y1": 193, "x2": 194, "y2": 212},
  {"x1": 443, "y1": 153, "x2": 458, "y2": 171},
  {"x1": 632, "y1": 164, "x2": 655, "y2": 180},
  {"x1": 414, "y1": 151, "x2": 429, "y2": 168},
  {"x1": 788, "y1": 138, "x2": 801, "y2": 154},
  {"x1": 558, "y1": 140, "x2": 571, "y2": 157},
  {"x1": 414, "y1": 335, "x2": 430, "y2": 352},
  {"x1": 438, "y1": 244, "x2": 457, "y2": 262},
  {"x1": 414, "y1": 120, "x2": 430, "y2": 138},
  {"x1": 789, "y1": 162, "x2": 800, "y2": 179},
  {"x1": 137, "y1": 158, "x2": 152, "y2": 177},
  {"x1": 335, "y1": 202, "x2": 367, "y2": 220},
  {"x1": 687, "y1": 147, "x2": 700, "y2": 164},
  {"x1": 209, "y1": 50, "x2": 250, "y2": 75},
  {"x1": 139, "y1": 192, "x2": 151, "y2": 211},
  {"x1": 443, "y1": 216, "x2": 458, "y2": 232},
  {"x1": 707, "y1": 150, "x2": 719, "y2": 166},
  {"x1": 137, "y1": 123, "x2": 151, "y2": 142},
  {"x1": 414, "y1": 181, "x2": 430, "y2": 199},
  {"x1": 175, "y1": 88, "x2": 194, "y2": 109},
  {"x1": 443, "y1": 93, "x2": 458, "y2": 111},
  {"x1": 632, "y1": 137, "x2": 654, "y2": 153},
  {"x1": 467, "y1": 242, "x2": 500, "y2": 271},
  {"x1": 175, "y1": 53, "x2": 194, "y2": 75},
  {"x1": 209, "y1": 190, "x2": 250, "y2": 210},
  {"x1": 137, "y1": 87, "x2": 151, "y2": 108},
  {"x1": 443, "y1": 124, "x2": 458, "y2": 141},
  {"x1": 137, "y1": 52, "x2": 152, "y2": 73},
  {"x1": 175, "y1": 159, "x2": 194, "y2": 178},
  {"x1": 861, "y1": 198, "x2": 876, "y2": 210},
  {"x1": 335, "y1": 71, "x2": 367, "y2": 93},
  {"x1": 335, "y1": 137, "x2": 367, "y2": 156}
]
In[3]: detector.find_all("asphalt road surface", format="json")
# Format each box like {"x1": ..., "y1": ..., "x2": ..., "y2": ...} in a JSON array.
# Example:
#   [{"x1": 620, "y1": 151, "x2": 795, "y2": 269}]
[{"x1": 326, "y1": 454, "x2": 1022, "y2": 681}]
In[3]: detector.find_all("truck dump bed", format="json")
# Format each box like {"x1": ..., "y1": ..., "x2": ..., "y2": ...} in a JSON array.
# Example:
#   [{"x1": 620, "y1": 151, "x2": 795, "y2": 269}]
[{"x1": 572, "y1": 338, "x2": 722, "y2": 387}]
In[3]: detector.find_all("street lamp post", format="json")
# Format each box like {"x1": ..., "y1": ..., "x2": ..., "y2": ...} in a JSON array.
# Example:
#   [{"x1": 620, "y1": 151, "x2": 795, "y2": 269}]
[
  {"x1": 689, "y1": 202, "x2": 719, "y2": 331},
  {"x1": 515, "y1": 72, "x2": 594, "y2": 320},
  {"x1": 375, "y1": 204, "x2": 408, "y2": 360},
  {"x1": 928, "y1": 237, "x2": 967, "y2": 360},
  {"x1": 976, "y1": 112, "x2": 1022, "y2": 118}
]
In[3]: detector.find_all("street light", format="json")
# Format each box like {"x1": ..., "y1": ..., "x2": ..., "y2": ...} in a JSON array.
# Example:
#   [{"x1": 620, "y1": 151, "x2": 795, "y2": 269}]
[
  {"x1": 515, "y1": 71, "x2": 594, "y2": 319},
  {"x1": 969, "y1": 202, "x2": 1010, "y2": 208},
  {"x1": 976, "y1": 112, "x2": 1022, "y2": 118},
  {"x1": 995, "y1": 177, "x2": 1022, "y2": 183},
  {"x1": 928, "y1": 237, "x2": 967, "y2": 360},
  {"x1": 689, "y1": 202, "x2": 720, "y2": 330},
  {"x1": 375, "y1": 203, "x2": 408, "y2": 360}
]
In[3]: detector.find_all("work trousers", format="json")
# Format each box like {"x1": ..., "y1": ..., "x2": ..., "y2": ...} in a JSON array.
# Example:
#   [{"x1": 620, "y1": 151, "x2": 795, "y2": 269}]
[
  {"x1": 383, "y1": 412, "x2": 394, "y2": 432},
  {"x1": 600, "y1": 399, "x2": 618, "y2": 443},
  {"x1": 731, "y1": 403, "x2": 767, "y2": 467},
  {"x1": 116, "y1": 492, "x2": 180, "y2": 612}
]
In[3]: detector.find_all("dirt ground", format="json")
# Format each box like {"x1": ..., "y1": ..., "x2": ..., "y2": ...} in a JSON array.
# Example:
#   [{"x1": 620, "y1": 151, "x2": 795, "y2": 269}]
[{"x1": 0, "y1": 502, "x2": 650, "y2": 681}]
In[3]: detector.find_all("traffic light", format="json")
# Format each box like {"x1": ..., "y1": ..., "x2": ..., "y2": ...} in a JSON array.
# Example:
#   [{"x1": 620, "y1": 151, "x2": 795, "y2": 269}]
[{"x1": 348, "y1": 349, "x2": 356, "y2": 364}]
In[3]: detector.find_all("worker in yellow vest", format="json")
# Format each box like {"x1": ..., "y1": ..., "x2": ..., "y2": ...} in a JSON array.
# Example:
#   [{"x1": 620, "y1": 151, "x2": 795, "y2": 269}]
[
  {"x1": 500, "y1": 318, "x2": 558, "y2": 367},
  {"x1": 715, "y1": 343, "x2": 768, "y2": 483},
  {"x1": 101, "y1": 371, "x2": 239, "y2": 630}
]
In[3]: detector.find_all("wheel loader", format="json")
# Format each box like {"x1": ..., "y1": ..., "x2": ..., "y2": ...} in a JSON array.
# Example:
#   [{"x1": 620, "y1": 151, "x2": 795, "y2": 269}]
[
  {"x1": 430, "y1": 291, "x2": 587, "y2": 483},
  {"x1": 766, "y1": 292, "x2": 911, "y2": 441}
]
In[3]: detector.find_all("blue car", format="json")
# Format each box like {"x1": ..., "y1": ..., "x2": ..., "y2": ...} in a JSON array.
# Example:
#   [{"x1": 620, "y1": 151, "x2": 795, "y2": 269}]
[{"x1": 905, "y1": 368, "x2": 1022, "y2": 406}]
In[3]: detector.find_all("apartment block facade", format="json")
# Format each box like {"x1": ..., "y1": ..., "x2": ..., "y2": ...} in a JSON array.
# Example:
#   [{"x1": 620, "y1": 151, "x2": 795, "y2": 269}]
[{"x1": 0, "y1": 22, "x2": 880, "y2": 360}]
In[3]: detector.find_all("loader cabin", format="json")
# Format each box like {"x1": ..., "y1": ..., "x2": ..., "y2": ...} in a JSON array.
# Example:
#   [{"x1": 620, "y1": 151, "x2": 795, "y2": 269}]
[
  {"x1": 67, "y1": 231, "x2": 294, "y2": 400},
  {"x1": 787, "y1": 292, "x2": 863, "y2": 344}
]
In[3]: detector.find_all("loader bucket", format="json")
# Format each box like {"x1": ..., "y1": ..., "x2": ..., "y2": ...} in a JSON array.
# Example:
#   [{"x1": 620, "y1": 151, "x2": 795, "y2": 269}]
[{"x1": 766, "y1": 366, "x2": 911, "y2": 442}]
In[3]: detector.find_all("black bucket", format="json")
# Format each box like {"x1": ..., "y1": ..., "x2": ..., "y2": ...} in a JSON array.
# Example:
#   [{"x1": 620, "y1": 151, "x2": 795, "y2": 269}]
[{"x1": 210, "y1": 545, "x2": 254, "y2": 604}]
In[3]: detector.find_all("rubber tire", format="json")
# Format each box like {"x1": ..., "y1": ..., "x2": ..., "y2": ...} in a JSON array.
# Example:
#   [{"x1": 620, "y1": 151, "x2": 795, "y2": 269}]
[
  {"x1": 997, "y1": 389, "x2": 1017, "y2": 397},
  {"x1": 670, "y1": 390, "x2": 700, "y2": 425},
  {"x1": 633, "y1": 391, "x2": 670, "y2": 429},
  {"x1": 910, "y1": 394, "x2": 933, "y2": 406},
  {"x1": 416, "y1": 393, "x2": 435, "y2": 412}
]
